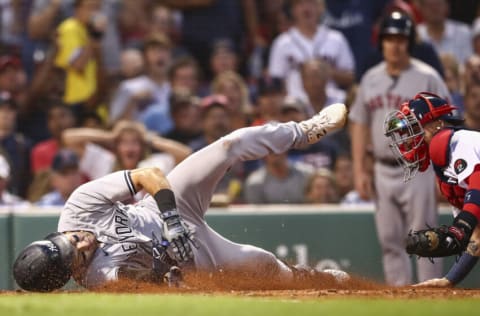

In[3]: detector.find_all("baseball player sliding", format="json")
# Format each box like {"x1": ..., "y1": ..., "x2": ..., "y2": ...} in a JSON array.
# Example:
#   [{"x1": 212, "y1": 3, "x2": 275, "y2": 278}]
[
  {"x1": 384, "y1": 92, "x2": 480, "y2": 287},
  {"x1": 13, "y1": 103, "x2": 348, "y2": 292}
]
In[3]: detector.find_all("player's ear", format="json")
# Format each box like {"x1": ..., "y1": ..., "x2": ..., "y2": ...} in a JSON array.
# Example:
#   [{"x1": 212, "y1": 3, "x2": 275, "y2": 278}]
[{"x1": 400, "y1": 102, "x2": 411, "y2": 115}]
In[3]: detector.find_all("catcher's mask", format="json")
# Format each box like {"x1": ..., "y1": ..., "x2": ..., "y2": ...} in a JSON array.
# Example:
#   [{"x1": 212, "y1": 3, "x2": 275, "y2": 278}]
[
  {"x1": 384, "y1": 92, "x2": 463, "y2": 182},
  {"x1": 13, "y1": 232, "x2": 75, "y2": 292}
]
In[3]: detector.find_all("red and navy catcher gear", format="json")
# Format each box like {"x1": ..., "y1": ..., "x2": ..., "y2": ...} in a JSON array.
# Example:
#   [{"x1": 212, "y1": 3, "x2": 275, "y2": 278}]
[
  {"x1": 384, "y1": 92, "x2": 463, "y2": 181},
  {"x1": 13, "y1": 232, "x2": 75, "y2": 292}
]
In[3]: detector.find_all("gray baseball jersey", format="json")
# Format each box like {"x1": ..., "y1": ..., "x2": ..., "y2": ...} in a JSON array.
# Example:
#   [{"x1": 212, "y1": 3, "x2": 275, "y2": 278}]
[
  {"x1": 58, "y1": 122, "x2": 311, "y2": 288},
  {"x1": 349, "y1": 58, "x2": 450, "y2": 160},
  {"x1": 349, "y1": 58, "x2": 448, "y2": 285}
]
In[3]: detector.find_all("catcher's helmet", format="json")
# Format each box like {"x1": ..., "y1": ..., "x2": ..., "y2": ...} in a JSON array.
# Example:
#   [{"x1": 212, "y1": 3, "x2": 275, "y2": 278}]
[
  {"x1": 13, "y1": 232, "x2": 75, "y2": 292},
  {"x1": 384, "y1": 92, "x2": 463, "y2": 181},
  {"x1": 378, "y1": 11, "x2": 416, "y2": 52},
  {"x1": 406, "y1": 92, "x2": 463, "y2": 126}
]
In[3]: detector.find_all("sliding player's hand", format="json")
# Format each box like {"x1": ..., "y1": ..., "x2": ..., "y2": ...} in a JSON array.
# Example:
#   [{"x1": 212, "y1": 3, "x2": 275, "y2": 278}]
[{"x1": 160, "y1": 209, "x2": 196, "y2": 263}]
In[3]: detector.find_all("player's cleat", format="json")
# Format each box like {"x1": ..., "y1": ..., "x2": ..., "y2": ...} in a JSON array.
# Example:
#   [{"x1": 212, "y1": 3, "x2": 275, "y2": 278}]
[
  {"x1": 292, "y1": 264, "x2": 350, "y2": 285},
  {"x1": 299, "y1": 103, "x2": 348, "y2": 144},
  {"x1": 322, "y1": 269, "x2": 351, "y2": 283}
]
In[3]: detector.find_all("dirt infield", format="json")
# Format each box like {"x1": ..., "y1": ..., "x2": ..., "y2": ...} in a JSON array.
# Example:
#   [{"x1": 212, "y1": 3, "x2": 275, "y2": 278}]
[{"x1": 92, "y1": 272, "x2": 480, "y2": 299}]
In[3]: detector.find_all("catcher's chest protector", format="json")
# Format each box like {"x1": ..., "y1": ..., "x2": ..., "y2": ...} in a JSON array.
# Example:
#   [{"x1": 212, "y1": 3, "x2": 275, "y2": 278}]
[{"x1": 430, "y1": 128, "x2": 466, "y2": 209}]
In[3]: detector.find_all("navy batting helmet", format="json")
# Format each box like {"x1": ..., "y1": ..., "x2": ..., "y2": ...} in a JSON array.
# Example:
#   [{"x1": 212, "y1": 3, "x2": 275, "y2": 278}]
[
  {"x1": 13, "y1": 232, "x2": 75, "y2": 292},
  {"x1": 378, "y1": 11, "x2": 416, "y2": 52}
]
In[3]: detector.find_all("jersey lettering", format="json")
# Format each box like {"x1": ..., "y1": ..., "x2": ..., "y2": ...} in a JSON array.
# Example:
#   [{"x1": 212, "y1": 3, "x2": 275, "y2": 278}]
[
  {"x1": 121, "y1": 243, "x2": 138, "y2": 253},
  {"x1": 113, "y1": 206, "x2": 138, "y2": 254},
  {"x1": 366, "y1": 93, "x2": 409, "y2": 112}
]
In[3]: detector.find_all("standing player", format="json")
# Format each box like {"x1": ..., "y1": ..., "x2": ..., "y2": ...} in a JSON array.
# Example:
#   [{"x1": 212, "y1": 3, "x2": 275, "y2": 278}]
[
  {"x1": 13, "y1": 103, "x2": 348, "y2": 292},
  {"x1": 384, "y1": 92, "x2": 480, "y2": 287},
  {"x1": 349, "y1": 11, "x2": 449, "y2": 286}
]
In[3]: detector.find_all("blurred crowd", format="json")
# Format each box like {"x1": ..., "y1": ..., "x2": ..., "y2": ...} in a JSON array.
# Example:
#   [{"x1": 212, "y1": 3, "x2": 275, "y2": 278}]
[{"x1": 0, "y1": 0, "x2": 479, "y2": 208}]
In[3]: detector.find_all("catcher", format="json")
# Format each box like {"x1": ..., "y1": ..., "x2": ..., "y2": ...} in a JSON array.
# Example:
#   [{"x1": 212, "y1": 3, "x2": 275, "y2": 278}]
[
  {"x1": 13, "y1": 103, "x2": 349, "y2": 292},
  {"x1": 384, "y1": 92, "x2": 480, "y2": 287}
]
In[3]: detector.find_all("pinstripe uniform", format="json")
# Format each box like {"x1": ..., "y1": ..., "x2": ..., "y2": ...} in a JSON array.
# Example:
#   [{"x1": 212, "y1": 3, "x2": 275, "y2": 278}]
[{"x1": 58, "y1": 122, "x2": 312, "y2": 288}]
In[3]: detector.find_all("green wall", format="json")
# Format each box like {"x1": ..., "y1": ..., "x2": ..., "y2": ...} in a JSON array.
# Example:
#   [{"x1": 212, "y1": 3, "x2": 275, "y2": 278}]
[
  {"x1": 0, "y1": 212, "x2": 11, "y2": 289},
  {"x1": 3, "y1": 208, "x2": 479, "y2": 290}
]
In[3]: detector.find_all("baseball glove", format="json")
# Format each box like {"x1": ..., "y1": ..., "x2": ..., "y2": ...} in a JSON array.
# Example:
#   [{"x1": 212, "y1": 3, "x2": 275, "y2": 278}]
[{"x1": 406, "y1": 225, "x2": 467, "y2": 257}]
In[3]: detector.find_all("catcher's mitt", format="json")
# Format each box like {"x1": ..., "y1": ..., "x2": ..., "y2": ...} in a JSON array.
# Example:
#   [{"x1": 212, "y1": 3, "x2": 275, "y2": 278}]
[{"x1": 406, "y1": 225, "x2": 468, "y2": 257}]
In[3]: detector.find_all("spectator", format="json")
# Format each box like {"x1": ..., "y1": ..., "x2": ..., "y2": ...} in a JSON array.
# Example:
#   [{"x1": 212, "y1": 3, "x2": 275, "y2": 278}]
[
  {"x1": 189, "y1": 95, "x2": 232, "y2": 152},
  {"x1": 249, "y1": 0, "x2": 291, "y2": 45},
  {"x1": 18, "y1": 50, "x2": 67, "y2": 144},
  {"x1": 209, "y1": 39, "x2": 240, "y2": 80},
  {"x1": 464, "y1": 83, "x2": 480, "y2": 130},
  {"x1": 118, "y1": 0, "x2": 150, "y2": 49},
  {"x1": 211, "y1": 71, "x2": 252, "y2": 130},
  {"x1": 245, "y1": 1, "x2": 290, "y2": 83},
  {"x1": 0, "y1": 55, "x2": 25, "y2": 104},
  {"x1": 166, "y1": 0, "x2": 250, "y2": 76},
  {"x1": 0, "y1": 154, "x2": 29, "y2": 207},
  {"x1": 81, "y1": 111, "x2": 104, "y2": 129},
  {"x1": 333, "y1": 153, "x2": 354, "y2": 201},
  {"x1": 63, "y1": 120, "x2": 191, "y2": 181},
  {"x1": 29, "y1": 0, "x2": 121, "y2": 76},
  {"x1": 304, "y1": 168, "x2": 338, "y2": 203},
  {"x1": 164, "y1": 89, "x2": 202, "y2": 145},
  {"x1": 0, "y1": 0, "x2": 23, "y2": 50},
  {"x1": 349, "y1": 11, "x2": 447, "y2": 286},
  {"x1": 244, "y1": 151, "x2": 314, "y2": 204},
  {"x1": 36, "y1": 149, "x2": 83, "y2": 206},
  {"x1": 268, "y1": 0, "x2": 355, "y2": 102},
  {"x1": 119, "y1": 48, "x2": 144, "y2": 80},
  {"x1": 27, "y1": 101, "x2": 77, "y2": 202},
  {"x1": 417, "y1": 0, "x2": 472, "y2": 64},
  {"x1": 0, "y1": 95, "x2": 31, "y2": 198},
  {"x1": 464, "y1": 54, "x2": 480, "y2": 88},
  {"x1": 440, "y1": 54, "x2": 464, "y2": 114},
  {"x1": 324, "y1": 0, "x2": 390, "y2": 80},
  {"x1": 250, "y1": 76, "x2": 285, "y2": 126},
  {"x1": 30, "y1": 102, "x2": 76, "y2": 174},
  {"x1": 148, "y1": 3, "x2": 184, "y2": 56},
  {"x1": 280, "y1": 96, "x2": 309, "y2": 123},
  {"x1": 149, "y1": 3, "x2": 174, "y2": 36},
  {"x1": 54, "y1": 0, "x2": 107, "y2": 118},
  {"x1": 300, "y1": 59, "x2": 345, "y2": 115},
  {"x1": 189, "y1": 95, "x2": 242, "y2": 204},
  {"x1": 168, "y1": 56, "x2": 202, "y2": 96},
  {"x1": 472, "y1": 18, "x2": 480, "y2": 57},
  {"x1": 109, "y1": 33, "x2": 172, "y2": 135}
]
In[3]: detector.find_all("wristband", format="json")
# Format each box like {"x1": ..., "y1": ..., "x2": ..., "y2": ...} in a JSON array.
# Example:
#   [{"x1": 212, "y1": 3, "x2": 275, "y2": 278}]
[
  {"x1": 154, "y1": 189, "x2": 176, "y2": 213},
  {"x1": 445, "y1": 252, "x2": 479, "y2": 285},
  {"x1": 453, "y1": 211, "x2": 478, "y2": 241}
]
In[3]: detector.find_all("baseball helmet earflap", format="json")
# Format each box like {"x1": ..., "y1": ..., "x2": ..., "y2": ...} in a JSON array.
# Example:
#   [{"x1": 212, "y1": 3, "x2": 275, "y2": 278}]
[{"x1": 13, "y1": 232, "x2": 75, "y2": 292}]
